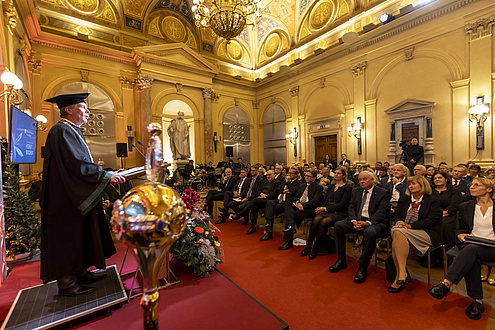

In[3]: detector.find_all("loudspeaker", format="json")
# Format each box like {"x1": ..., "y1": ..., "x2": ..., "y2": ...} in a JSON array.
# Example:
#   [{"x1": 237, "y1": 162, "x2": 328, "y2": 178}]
[
  {"x1": 116, "y1": 143, "x2": 128, "y2": 158},
  {"x1": 226, "y1": 146, "x2": 233, "y2": 158},
  {"x1": 41, "y1": 146, "x2": 45, "y2": 159}
]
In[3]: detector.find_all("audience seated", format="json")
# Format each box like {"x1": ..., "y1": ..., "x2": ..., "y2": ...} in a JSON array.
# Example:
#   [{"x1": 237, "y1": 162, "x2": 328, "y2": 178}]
[
  {"x1": 431, "y1": 171, "x2": 462, "y2": 252},
  {"x1": 425, "y1": 165, "x2": 435, "y2": 182},
  {"x1": 274, "y1": 164, "x2": 285, "y2": 183},
  {"x1": 232, "y1": 170, "x2": 281, "y2": 235},
  {"x1": 260, "y1": 166, "x2": 303, "y2": 241},
  {"x1": 380, "y1": 166, "x2": 394, "y2": 188},
  {"x1": 301, "y1": 166, "x2": 352, "y2": 260},
  {"x1": 216, "y1": 168, "x2": 249, "y2": 224},
  {"x1": 220, "y1": 166, "x2": 262, "y2": 225},
  {"x1": 329, "y1": 170, "x2": 390, "y2": 283},
  {"x1": 279, "y1": 168, "x2": 323, "y2": 250},
  {"x1": 204, "y1": 167, "x2": 236, "y2": 218},
  {"x1": 428, "y1": 178, "x2": 495, "y2": 320},
  {"x1": 387, "y1": 176, "x2": 442, "y2": 293},
  {"x1": 452, "y1": 165, "x2": 471, "y2": 201},
  {"x1": 386, "y1": 163, "x2": 409, "y2": 213},
  {"x1": 466, "y1": 164, "x2": 483, "y2": 182}
]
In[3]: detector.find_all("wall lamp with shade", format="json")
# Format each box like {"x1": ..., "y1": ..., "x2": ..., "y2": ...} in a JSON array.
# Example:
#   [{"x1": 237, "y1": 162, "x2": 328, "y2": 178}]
[
  {"x1": 469, "y1": 96, "x2": 490, "y2": 150},
  {"x1": 347, "y1": 117, "x2": 363, "y2": 155},
  {"x1": 286, "y1": 127, "x2": 298, "y2": 157},
  {"x1": 0, "y1": 71, "x2": 23, "y2": 105}
]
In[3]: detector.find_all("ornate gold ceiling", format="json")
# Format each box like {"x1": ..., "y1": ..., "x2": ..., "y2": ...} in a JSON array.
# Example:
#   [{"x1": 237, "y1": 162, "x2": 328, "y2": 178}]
[{"x1": 32, "y1": 0, "x2": 421, "y2": 78}]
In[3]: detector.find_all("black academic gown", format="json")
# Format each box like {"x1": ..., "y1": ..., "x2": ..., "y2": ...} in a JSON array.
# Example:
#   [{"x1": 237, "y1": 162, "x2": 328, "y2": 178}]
[{"x1": 40, "y1": 120, "x2": 116, "y2": 283}]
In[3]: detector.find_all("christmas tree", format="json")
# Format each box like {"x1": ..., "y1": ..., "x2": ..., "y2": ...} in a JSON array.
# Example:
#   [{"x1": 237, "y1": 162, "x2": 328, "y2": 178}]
[{"x1": 3, "y1": 159, "x2": 41, "y2": 258}]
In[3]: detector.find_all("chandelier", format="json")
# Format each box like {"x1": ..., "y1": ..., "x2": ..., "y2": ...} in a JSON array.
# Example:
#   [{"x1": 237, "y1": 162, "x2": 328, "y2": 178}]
[{"x1": 192, "y1": 0, "x2": 262, "y2": 42}]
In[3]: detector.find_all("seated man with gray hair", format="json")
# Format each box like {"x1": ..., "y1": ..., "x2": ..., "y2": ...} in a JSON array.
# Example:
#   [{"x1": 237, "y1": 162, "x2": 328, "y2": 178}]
[{"x1": 329, "y1": 170, "x2": 390, "y2": 283}]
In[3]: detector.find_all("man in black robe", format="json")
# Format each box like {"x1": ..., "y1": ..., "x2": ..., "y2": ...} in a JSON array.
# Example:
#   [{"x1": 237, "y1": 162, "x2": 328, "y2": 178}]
[{"x1": 41, "y1": 93, "x2": 126, "y2": 296}]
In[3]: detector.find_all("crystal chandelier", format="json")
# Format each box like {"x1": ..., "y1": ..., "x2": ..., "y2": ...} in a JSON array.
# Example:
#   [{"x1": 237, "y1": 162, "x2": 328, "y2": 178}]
[{"x1": 192, "y1": 0, "x2": 262, "y2": 42}]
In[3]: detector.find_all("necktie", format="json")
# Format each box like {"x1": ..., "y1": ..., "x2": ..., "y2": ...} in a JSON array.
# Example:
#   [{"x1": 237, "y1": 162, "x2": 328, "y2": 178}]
[
  {"x1": 300, "y1": 184, "x2": 309, "y2": 203},
  {"x1": 237, "y1": 178, "x2": 245, "y2": 193},
  {"x1": 358, "y1": 190, "x2": 369, "y2": 221},
  {"x1": 454, "y1": 180, "x2": 459, "y2": 187},
  {"x1": 247, "y1": 177, "x2": 256, "y2": 197}
]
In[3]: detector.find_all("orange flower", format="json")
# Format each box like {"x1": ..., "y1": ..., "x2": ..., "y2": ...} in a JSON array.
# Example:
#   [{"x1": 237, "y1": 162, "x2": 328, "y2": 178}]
[{"x1": 194, "y1": 226, "x2": 204, "y2": 234}]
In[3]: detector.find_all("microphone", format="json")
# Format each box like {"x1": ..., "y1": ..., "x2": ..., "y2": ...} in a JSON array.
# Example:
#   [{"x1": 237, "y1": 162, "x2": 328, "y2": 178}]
[
  {"x1": 132, "y1": 143, "x2": 146, "y2": 158},
  {"x1": 138, "y1": 140, "x2": 147, "y2": 149}
]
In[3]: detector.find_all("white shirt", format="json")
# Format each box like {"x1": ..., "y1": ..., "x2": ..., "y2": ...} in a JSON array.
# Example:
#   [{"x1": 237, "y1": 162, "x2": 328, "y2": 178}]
[
  {"x1": 472, "y1": 205, "x2": 495, "y2": 239},
  {"x1": 390, "y1": 178, "x2": 404, "y2": 202}
]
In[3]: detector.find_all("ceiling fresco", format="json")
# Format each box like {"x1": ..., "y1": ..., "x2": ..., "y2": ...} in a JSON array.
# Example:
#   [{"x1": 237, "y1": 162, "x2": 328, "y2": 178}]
[{"x1": 32, "y1": 0, "x2": 424, "y2": 78}]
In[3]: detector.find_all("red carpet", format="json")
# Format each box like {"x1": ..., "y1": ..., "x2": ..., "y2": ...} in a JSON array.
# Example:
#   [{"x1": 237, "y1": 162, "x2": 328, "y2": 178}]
[
  {"x1": 216, "y1": 222, "x2": 491, "y2": 330},
  {"x1": 0, "y1": 244, "x2": 287, "y2": 330}
]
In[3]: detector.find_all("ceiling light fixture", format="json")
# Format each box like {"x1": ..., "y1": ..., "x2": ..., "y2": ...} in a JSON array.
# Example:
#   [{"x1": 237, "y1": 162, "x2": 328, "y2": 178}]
[{"x1": 192, "y1": 0, "x2": 262, "y2": 43}]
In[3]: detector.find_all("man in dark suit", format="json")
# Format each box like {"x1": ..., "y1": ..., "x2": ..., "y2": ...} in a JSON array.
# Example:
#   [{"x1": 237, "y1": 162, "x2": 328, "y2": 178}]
[
  {"x1": 217, "y1": 168, "x2": 249, "y2": 224},
  {"x1": 339, "y1": 153, "x2": 351, "y2": 167},
  {"x1": 233, "y1": 170, "x2": 280, "y2": 234},
  {"x1": 204, "y1": 167, "x2": 235, "y2": 218},
  {"x1": 260, "y1": 166, "x2": 303, "y2": 241},
  {"x1": 223, "y1": 165, "x2": 262, "y2": 225},
  {"x1": 279, "y1": 168, "x2": 323, "y2": 250},
  {"x1": 452, "y1": 165, "x2": 471, "y2": 201},
  {"x1": 183, "y1": 159, "x2": 195, "y2": 181},
  {"x1": 274, "y1": 164, "x2": 285, "y2": 183},
  {"x1": 386, "y1": 163, "x2": 408, "y2": 212},
  {"x1": 329, "y1": 171, "x2": 390, "y2": 283}
]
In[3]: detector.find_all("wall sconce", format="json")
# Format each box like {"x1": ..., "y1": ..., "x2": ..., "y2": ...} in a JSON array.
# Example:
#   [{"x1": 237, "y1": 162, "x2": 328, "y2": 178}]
[
  {"x1": 286, "y1": 127, "x2": 298, "y2": 157},
  {"x1": 213, "y1": 131, "x2": 221, "y2": 152},
  {"x1": 36, "y1": 115, "x2": 48, "y2": 132},
  {"x1": 0, "y1": 71, "x2": 23, "y2": 105},
  {"x1": 469, "y1": 96, "x2": 490, "y2": 150},
  {"x1": 347, "y1": 117, "x2": 363, "y2": 155}
]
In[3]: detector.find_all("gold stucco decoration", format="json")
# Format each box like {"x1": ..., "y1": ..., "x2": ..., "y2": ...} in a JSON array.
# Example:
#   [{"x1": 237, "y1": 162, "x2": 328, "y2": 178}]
[
  {"x1": 310, "y1": 1, "x2": 334, "y2": 30},
  {"x1": 336, "y1": 0, "x2": 349, "y2": 19},
  {"x1": 162, "y1": 16, "x2": 186, "y2": 42},
  {"x1": 185, "y1": 29, "x2": 197, "y2": 49},
  {"x1": 227, "y1": 41, "x2": 243, "y2": 60},
  {"x1": 281, "y1": 34, "x2": 288, "y2": 50},
  {"x1": 265, "y1": 33, "x2": 280, "y2": 58},
  {"x1": 300, "y1": 18, "x2": 311, "y2": 40},
  {"x1": 149, "y1": 17, "x2": 164, "y2": 38},
  {"x1": 96, "y1": 2, "x2": 117, "y2": 23},
  {"x1": 42, "y1": 0, "x2": 64, "y2": 6},
  {"x1": 66, "y1": 0, "x2": 99, "y2": 13}
]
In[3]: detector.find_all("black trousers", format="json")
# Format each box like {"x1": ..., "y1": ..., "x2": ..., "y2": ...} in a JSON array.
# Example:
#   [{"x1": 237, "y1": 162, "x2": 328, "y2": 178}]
[
  {"x1": 236, "y1": 198, "x2": 269, "y2": 227},
  {"x1": 284, "y1": 202, "x2": 315, "y2": 228},
  {"x1": 265, "y1": 200, "x2": 286, "y2": 229},
  {"x1": 445, "y1": 243, "x2": 495, "y2": 300},
  {"x1": 205, "y1": 190, "x2": 224, "y2": 216},
  {"x1": 334, "y1": 219, "x2": 387, "y2": 267}
]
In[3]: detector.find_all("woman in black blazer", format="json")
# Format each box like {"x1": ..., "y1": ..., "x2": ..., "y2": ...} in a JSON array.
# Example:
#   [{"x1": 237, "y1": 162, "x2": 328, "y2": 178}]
[
  {"x1": 301, "y1": 166, "x2": 352, "y2": 260},
  {"x1": 388, "y1": 176, "x2": 442, "y2": 293},
  {"x1": 428, "y1": 177, "x2": 495, "y2": 320}
]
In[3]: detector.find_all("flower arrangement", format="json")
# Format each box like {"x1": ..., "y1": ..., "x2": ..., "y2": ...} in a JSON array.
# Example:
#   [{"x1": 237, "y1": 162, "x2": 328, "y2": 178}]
[{"x1": 171, "y1": 188, "x2": 223, "y2": 277}]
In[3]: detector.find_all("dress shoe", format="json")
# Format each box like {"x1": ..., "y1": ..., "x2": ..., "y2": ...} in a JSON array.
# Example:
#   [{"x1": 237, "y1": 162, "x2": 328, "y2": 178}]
[
  {"x1": 278, "y1": 242, "x2": 293, "y2": 250},
  {"x1": 228, "y1": 214, "x2": 235, "y2": 220},
  {"x1": 215, "y1": 219, "x2": 226, "y2": 224},
  {"x1": 465, "y1": 300, "x2": 485, "y2": 320},
  {"x1": 59, "y1": 283, "x2": 95, "y2": 296},
  {"x1": 246, "y1": 227, "x2": 256, "y2": 235},
  {"x1": 301, "y1": 245, "x2": 312, "y2": 256},
  {"x1": 354, "y1": 266, "x2": 368, "y2": 283},
  {"x1": 78, "y1": 271, "x2": 107, "y2": 284},
  {"x1": 263, "y1": 224, "x2": 273, "y2": 232},
  {"x1": 396, "y1": 272, "x2": 411, "y2": 285},
  {"x1": 387, "y1": 284, "x2": 403, "y2": 293},
  {"x1": 283, "y1": 226, "x2": 296, "y2": 233},
  {"x1": 487, "y1": 270, "x2": 495, "y2": 285},
  {"x1": 259, "y1": 232, "x2": 273, "y2": 241},
  {"x1": 308, "y1": 248, "x2": 318, "y2": 260},
  {"x1": 428, "y1": 282, "x2": 450, "y2": 299},
  {"x1": 329, "y1": 259, "x2": 347, "y2": 273}
]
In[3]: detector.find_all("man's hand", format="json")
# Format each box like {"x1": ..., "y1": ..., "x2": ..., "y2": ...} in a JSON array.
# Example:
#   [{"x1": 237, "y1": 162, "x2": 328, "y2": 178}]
[
  {"x1": 110, "y1": 173, "x2": 126, "y2": 185},
  {"x1": 295, "y1": 202, "x2": 304, "y2": 211},
  {"x1": 233, "y1": 191, "x2": 241, "y2": 198},
  {"x1": 260, "y1": 193, "x2": 267, "y2": 199},
  {"x1": 457, "y1": 233, "x2": 471, "y2": 243},
  {"x1": 315, "y1": 207, "x2": 326, "y2": 214},
  {"x1": 103, "y1": 200, "x2": 110, "y2": 208},
  {"x1": 442, "y1": 210, "x2": 449, "y2": 217}
]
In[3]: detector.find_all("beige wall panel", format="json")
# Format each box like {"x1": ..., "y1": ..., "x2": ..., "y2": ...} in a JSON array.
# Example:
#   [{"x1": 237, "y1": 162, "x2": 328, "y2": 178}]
[
  {"x1": 304, "y1": 85, "x2": 346, "y2": 120},
  {"x1": 374, "y1": 57, "x2": 452, "y2": 163}
]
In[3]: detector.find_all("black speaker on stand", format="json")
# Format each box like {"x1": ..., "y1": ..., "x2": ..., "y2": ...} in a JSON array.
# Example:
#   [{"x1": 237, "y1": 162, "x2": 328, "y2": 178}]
[
  {"x1": 225, "y1": 146, "x2": 233, "y2": 163},
  {"x1": 116, "y1": 143, "x2": 128, "y2": 169}
]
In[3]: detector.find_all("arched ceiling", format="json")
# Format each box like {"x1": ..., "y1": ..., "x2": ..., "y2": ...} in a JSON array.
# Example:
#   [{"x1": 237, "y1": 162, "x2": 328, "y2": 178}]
[{"x1": 30, "y1": 0, "x2": 425, "y2": 79}]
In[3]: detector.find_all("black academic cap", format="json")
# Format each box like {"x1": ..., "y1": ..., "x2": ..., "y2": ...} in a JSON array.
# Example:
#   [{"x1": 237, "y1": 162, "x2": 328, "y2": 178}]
[{"x1": 44, "y1": 93, "x2": 90, "y2": 109}]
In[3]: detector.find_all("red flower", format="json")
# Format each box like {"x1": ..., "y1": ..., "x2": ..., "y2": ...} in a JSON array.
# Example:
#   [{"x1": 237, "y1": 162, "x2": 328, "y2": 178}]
[
  {"x1": 194, "y1": 226, "x2": 204, "y2": 234},
  {"x1": 205, "y1": 231, "x2": 209, "y2": 237},
  {"x1": 198, "y1": 238, "x2": 204, "y2": 245}
]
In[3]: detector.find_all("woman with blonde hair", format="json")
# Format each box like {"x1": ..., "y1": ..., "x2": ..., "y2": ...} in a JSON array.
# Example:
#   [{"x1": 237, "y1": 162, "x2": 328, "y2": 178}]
[
  {"x1": 387, "y1": 176, "x2": 442, "y2": 293},
  {"x1": 429, "y1": 177, "x2": 495, "y2": 320}
]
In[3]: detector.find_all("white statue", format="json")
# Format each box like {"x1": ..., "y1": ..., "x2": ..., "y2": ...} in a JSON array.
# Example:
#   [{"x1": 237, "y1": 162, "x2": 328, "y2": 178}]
[{"x1": 167, "y1": 111, "x2": 191, "y2": 160}]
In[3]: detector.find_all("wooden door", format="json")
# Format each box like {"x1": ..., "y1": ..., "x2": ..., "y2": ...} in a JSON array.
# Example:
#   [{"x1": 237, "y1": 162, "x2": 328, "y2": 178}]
[{"x1": 315, "y1": 135, "x2": 337, "y2": 165}]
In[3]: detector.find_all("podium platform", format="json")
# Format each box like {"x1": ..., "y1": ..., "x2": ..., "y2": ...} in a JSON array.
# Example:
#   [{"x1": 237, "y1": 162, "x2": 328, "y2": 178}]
[{"x1": 1, "y1": 266, "x2": 126, "y2": 330}]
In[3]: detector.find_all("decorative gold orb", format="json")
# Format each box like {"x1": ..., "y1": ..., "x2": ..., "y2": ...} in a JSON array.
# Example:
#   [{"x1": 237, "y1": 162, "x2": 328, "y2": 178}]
[{"x1": 112, "y1": 183, "x2": 187, "y2": 249}]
